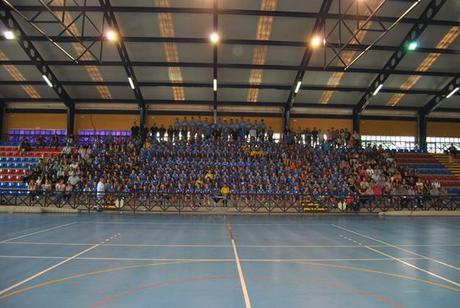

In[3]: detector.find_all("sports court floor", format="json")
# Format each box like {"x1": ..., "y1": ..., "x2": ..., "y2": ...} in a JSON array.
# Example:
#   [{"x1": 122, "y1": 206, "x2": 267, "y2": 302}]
[{"x1": 0, "y1": 214, "x2": 459, "y2": 307}]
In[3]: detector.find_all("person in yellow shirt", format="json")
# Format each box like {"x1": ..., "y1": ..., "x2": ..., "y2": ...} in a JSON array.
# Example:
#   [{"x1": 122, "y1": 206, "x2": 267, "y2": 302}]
[
  {"x1": 195, "y1": 179, "x2": 204, "y2": 188},
  {"x1": 220, "y1": 184, "x2": 230, "y2": 207},
  {"x1": 205, "y1": 171, "x2": 214, "y2": 181},
  {"x1": 220, "y1": 184, "x2": 230, "y2": 196}
]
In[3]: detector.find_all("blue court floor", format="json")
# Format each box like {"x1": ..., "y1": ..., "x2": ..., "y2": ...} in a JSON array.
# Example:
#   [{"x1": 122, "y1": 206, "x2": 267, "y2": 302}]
[{"x1": 0, "y1": 214, "x2": 459, "y2": 307}]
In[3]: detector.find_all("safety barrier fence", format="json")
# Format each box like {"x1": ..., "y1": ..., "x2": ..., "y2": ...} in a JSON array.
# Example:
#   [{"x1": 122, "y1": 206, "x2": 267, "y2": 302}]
[{"x1": 1, "y1": 191, "x2": 459, "y2": 214}]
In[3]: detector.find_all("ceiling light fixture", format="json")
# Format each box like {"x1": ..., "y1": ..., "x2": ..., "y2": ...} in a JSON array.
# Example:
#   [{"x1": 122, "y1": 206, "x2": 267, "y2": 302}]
[
  {"x1": 373, "y1": 84, "x2": 383, "y2": 96},
  {"x1": 210, "y1": 32, "x2": 220, "y2": 44},
  {"x1": 294, "y1": 81, "x2": 302, "y2": 94},
  {"x1": 128, "y1": 77, "x2": 135, "y2": 90},
  {"x1": 407, "y1": 41, "x2": 418, "y2": 51},
  {"x1": 446, "y1": 87, "x2": 459, "y2": 99},
  {"x1": 42, "y1": 75, "x2": 53, "y2": 87},
  {"x1": 3, "y1": 30, "x2": 15, "y2": 40},
  {"x1": 213, "y1": 79, "x2": 217, "y2": 92},
  {"x1": 310, "y1": 35, "x2": 323, "y2": 48},
  {"x1": 105, "y1": 29, "x2": 118, "y2": 42}
]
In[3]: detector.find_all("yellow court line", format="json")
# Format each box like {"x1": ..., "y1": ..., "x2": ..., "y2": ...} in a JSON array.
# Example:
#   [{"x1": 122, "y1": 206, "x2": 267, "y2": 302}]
[
  {"x1": 293, "y1": 261, "x2": 460, "y2": 292},
  {"x1": 1, "y1": 258, "x2": 459, "y2": 300},
  {"x1": 0, "y1": 260, "x2": 192, "y2": 300}
]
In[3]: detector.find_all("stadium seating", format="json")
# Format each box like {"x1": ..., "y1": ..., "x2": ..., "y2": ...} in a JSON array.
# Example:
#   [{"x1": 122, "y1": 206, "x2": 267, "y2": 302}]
[
  {"x1": 395, "y1": 152, "x2": 460, "y2": 194},
  {"x1": 0, "y1": 144, "x2": 61, "y2": 195}
]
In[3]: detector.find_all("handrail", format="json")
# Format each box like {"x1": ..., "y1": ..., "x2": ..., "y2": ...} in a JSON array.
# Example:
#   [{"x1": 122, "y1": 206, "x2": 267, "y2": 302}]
[{"x1": 1, "y1": 190, "x2": 459, "y2": 214}]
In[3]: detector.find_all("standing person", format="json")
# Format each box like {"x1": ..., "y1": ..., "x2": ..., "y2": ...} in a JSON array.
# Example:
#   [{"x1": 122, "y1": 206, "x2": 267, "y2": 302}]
[
  {"x1": 448, "y1": 143, "x2": 457, "y2": 163},
  {"x1": 96, "y1": 177, "x2": 105, "y2": 212},
  {"x1": 158, "y1": 125, "x2": 166, "y2": 141},
  {"x1": 131, "y1": 122, "x2": 139, "y2": 139},
  {"x1": 344, "y1": 128, "x2": 351, "y2": 147},
  {"x1": 311, "y1": 127, "x2": 318, "y2": 147},
  {"x1": 353, "y1": 130, "x2": 361, "y2": 148},
  {"x1": 267, "y1": 127, "x2": 274, "y2": 142},
  {"x1": 258, "y1": 119, "x2": 266, "y2": 141},
  {"x1": 305, "y1": 128, "x2": 312, "y2": 147},
  {"x1": 150, "y1": 123, "x2": 158, "y2": 141},
  {"x1": 167, "y1": 126, "x2": 174, "y2": 142}
]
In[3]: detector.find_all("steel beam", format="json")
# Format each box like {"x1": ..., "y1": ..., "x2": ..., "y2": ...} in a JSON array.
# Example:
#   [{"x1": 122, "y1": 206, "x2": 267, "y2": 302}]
[
  {"x1": 212, "y1": 0, "x2": 218, "y2": 118},
  {"x1": 417, "y1": 113, "x2": 427, "y2": 152},
  {"x1": 284, "y1": 0, "x2": 333, "y2": 130},
  {"x1": 2, "y1": 35, "x2": 459, "y2": 55},
  {"x1": 1, "y1": 59, "x2": 456, "y2": 78},
  {"x1": 0, "y1": 5, "x2": 75, "y2": 135},
  {"x1": 353, "y1": 0, "x2": 447, "y2": 114},
  {"x1": 11, "y1": 5, "x2": 460, "y2": 27},
  {"x1": 419, "y1": 76, "x2": 460, "y2": 115},
  {"x1": 0, "y1": 99, "x2": 5, "y2": 138},
  {"x1": 98, "y1": 0, "x2": 145, "y2": 126},
  {"x1": 0, "y1": 80, "x2": 448, "y2": 95}
]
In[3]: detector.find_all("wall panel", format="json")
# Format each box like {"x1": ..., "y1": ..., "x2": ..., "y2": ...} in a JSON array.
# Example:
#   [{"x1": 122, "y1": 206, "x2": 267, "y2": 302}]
[
  {"x1": 427, "y1": 122, "x2": 460, "y2": 137},
  {"x1": 75, "y1": 114, "x2": 138, "y2": 131},
  {"x1": 3, "y1": 113, "x2": 66, "y2": 134},
  {"x1": 361, "y1": 120, "x2": 417, "y2": 136}
]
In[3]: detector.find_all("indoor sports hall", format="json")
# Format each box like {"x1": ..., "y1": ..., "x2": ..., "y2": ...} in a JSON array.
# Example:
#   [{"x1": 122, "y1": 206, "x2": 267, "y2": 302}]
[{"x1": 0, "y1": 0, "x2": 459, "y2": 307}]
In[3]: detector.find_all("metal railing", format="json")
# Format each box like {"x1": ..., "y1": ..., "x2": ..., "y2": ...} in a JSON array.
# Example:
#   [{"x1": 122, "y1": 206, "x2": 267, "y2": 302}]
[{"x1": 1, "y1": 190, "x2": 459, "y2": 214}]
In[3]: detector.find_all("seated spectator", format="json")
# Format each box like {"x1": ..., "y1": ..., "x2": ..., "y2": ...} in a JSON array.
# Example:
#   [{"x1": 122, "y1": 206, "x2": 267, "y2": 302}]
[
  {"x1": 448, "y1": 143, "x2": 457, "y2": 162},
  {"x1": 55, "y1": 179, "x2": 66, "y2": 203},
  {"x1": 19, "y1": 138, "x2": 31, "y2": 153}
]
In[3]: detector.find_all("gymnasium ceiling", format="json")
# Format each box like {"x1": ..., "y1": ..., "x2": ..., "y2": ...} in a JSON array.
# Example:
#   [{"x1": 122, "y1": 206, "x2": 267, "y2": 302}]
[{"x1": 0, "y1": 0, "x2": 459, "y2": 119}]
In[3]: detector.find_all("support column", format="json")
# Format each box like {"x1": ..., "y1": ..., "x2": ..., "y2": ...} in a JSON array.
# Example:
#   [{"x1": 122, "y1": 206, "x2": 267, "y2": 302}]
[
  {"x1": 66, "y1": 105, "x2": 75, "y2": 137},
  {"x1": 417, "y1": 113, "x2": 427, "y2": 152},
  {"x1": 352, "y1": 110, "x2": 360, "y2": 133},
  {"x1": 140, "y1": 106, "x2": 146, "y2": 128},
  {"x1": 284, "y1": 109, "x2": 290, "y2": 132},
  {"x1": 0, "y1": 100, "x2": 5, "y2": 140}
]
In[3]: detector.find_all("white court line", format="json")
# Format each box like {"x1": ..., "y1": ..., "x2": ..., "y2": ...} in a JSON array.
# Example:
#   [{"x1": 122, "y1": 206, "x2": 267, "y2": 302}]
[
  {"x1": 0, "y1": 222, "x2": 77, "y2": 243},
  {"x1": 3, "y1": 241, "x2": 460, "y2": 248},
  {"x1": 1, "y1": 242, "x2": 94, "y2": 246},
  {"x1": 332, "y1": 224, "x2": 460, "y2": 271},
  {"x1": 231, "y1": 239, "x2": 252, "y2": 308},
  {"x1": 0, "y1": 255, "x2": 428, "y2": 262},
  {"x1": 365, "y1": 246, "x2": 460, "y2": 288},
  {"x1": 77, "y1": 221, "x2": 331, "y2": 226},
  {"x1": 0, "y1": 244, "x2": 99, "y2": 297}
]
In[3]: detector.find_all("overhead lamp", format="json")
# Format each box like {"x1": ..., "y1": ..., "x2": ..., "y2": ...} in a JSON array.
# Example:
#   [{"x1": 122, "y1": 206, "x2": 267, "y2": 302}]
[
  {"x1": 42, "y1": 75, "x2": 53, "y2": 87},
  {"x1": 105, "y1": 29, "x2": 118, "y2": 42},
  {"x1": 209, "y1": 32, "x2": 220, "y2": 44},
  {"x1": 446, "y1": 87, "x2": 459, "y2": 99},
  {"x1": 407, "y1": 41, "x2": 418, "y2": 51},
  {"x1": 372, "y1": 84, "x2": 383, "y2": 96},
  {"x1": 294, "y1": 81, "x2": 302, "y2": 94},
  {"x1": 128, "y1": 77, "x2": 135, "y2": 90},
  {"x1": 213, "y1": 79, "x2": 217, "y2": 92},
  {"x1": 310, "y1": 35, "x2": 323, "y2": 48},
  {"x1": 3, "y1": 30, "x2": 15, "y2": 40}
]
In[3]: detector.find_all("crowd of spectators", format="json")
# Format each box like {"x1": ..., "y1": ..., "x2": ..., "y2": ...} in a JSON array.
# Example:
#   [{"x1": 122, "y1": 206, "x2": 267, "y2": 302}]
[
  {"x1": 20, "y1": 121, "x2": 447, "y2": 208},
  {"x1": 132, "y1": 117, "x2": 273, "y2": 142}
]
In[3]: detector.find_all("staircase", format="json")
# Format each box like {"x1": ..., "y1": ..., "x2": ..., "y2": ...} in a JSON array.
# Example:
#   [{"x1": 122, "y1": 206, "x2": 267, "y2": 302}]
[{"x1": 431, "y1": 153, "x2": 460, "y2": 179}]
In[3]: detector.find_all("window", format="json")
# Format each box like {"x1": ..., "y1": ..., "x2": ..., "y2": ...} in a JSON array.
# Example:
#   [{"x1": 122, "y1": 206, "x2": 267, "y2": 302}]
[
  {"x1": 361, "y1": 135, "x2": 416, "y2": 151},
  {"x1": 427, "y1": 137, "x2": 460, "y2": 153}
]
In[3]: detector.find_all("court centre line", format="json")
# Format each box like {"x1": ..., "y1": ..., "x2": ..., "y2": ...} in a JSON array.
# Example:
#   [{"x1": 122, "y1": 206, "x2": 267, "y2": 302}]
[
  {"x1": 0, "y1": 222, "x2": 77, "y2": 243},
  {"x1": 226, "y1": 220, "x2": 252, "y2": 308},
  {"x1": 365, "y1": 246, "x2": 460, "y2": 288},
  {"x1": 332, "y1": 224, "x2": 460, "y2": 271},
  {"x1": 0, "y1": 255, "x2": 428, "y2": 262},
  {"x1": 0, "y1": 244, "x2": 99, "y2": 297}
]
